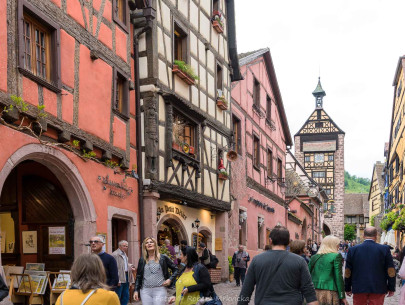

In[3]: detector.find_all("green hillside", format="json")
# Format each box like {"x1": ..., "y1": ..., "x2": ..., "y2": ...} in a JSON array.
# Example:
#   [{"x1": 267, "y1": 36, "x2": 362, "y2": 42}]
[{"x1": 344, "y1": 171, "x2": 371, "y2": 194}]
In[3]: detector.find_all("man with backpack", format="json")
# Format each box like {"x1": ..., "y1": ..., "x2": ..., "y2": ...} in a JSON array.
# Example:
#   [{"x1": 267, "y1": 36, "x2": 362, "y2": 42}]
[
  {"x1": 198, "y1": 242, "x2": 219, "y2": 269},
  {"x1": 232, "y1": 245, "x2": 250, "y2": 287}
]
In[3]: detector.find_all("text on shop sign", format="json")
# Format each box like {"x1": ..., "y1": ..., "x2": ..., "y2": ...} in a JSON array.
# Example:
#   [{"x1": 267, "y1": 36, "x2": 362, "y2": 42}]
[
  {"x1": 158, "y1": 205, "x2": 187, "y2": 220},
  {"x1": 248, "y1": 197, "x2": 275, "y2": 213},
  {"x1": 98, "y1": 175, "x2": 133, "y2": 199}
]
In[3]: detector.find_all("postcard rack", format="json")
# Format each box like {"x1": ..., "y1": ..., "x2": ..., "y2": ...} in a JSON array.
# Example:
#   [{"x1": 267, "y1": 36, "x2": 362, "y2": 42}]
[{"x1": 9, "y1": 273, "x2": 44, "y2": 305}]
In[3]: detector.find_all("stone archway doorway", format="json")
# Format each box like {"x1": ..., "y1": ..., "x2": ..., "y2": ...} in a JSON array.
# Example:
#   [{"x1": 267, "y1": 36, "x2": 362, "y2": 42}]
[
  {"x1": 0, "y1": 144, "x2": 96, "y2": 263},
  {"x1": 323, "y1": 222, "x2": 331, "y2": 236},
  {"x1": 157, "y1": 214, "x2": 188, "y2": 248}
]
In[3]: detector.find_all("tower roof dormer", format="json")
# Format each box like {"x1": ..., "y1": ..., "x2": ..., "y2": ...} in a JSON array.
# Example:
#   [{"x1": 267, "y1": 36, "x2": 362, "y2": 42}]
[{"x1": 312, "y1": 77, "x2": 326, "y2": 109}]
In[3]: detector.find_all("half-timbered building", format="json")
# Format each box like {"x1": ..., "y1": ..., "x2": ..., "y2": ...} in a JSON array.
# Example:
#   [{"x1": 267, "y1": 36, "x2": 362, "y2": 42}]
[
  {"x1": 294, "y1": 79, "x2": 345, "y2": 238},
  {"x1": 137, "y1": 0, "x2": 241, "y2": 279},
  {"x1": 229, "y1": 48, "x2": 292, "y2": 258}
]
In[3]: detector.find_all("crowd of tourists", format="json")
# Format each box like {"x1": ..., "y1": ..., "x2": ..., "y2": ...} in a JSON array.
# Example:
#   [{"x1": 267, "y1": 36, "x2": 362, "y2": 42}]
[
  {"x1": 238, "y1": 226, "x2": 398, "y2": 305},
  {"x1": 3, "y1": 226, "x2": 403, "y2": 304}
]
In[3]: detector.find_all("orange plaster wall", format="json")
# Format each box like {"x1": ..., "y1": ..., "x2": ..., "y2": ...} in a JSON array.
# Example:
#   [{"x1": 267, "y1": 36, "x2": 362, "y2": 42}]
[
  {"x1": 78, "y1": 45, "x2": 111, "y2": 142},
  {"x1": 67, "y1": 0, "x2": 85, "y2": 28},
  {"x1": 50, "y1": 0, "x2": 61, "y2": 7},
  {"x1": 43, "y1": 87, "x2": 57, "y2": 117},
  {"x1": 61, "y1": 90, "x2": 74, "y2": 124},
  {"x1": 130, "y1": 147, "x2": 137, "y2": 169},
  {"x1": 130, "y1": 118, "x2": 136, "y2": 146},
  {"x1": 60, "y1": 30, "x2": 75, "y2": 88},
  {"x1": 98, "y1": 22, "x2": 112, "y2": 49},
  {"x1": 0, "y1": 0, "x2": 7, "y2": 92},
  {"x1": 0, "y1": 127, "x2": 139, "y2": 237},
  {"x1": 93, "y1": 0, "x2": 112, "y2": 22},
  {"x1": 22, "y1": 77, "x2": 38, "y2": 106},
  {"x1": 115, "y1": 26, "x2": 127, "y2": 61},
  {"x1": 113, "y1": 116, "x2": 127, "y2": 151}
]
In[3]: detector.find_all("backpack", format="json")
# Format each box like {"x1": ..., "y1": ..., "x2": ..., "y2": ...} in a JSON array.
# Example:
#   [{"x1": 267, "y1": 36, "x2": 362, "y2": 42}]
[{"x1": 208, "y1": 251, "x2": 219, "y2": 269}]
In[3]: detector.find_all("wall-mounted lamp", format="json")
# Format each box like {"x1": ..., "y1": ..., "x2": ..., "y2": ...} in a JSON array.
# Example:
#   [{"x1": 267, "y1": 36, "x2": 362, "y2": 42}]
[
  {"x1": 191, "y1": 218, "x2": 200, "y2": 229},
  {"x1": 156, "y1": 210, "x2": 161, "y2": 222}
]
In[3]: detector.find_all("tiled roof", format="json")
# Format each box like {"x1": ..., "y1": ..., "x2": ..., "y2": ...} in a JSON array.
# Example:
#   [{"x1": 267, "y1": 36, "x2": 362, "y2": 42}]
[
  {"x1": 344, "y1": 193, "x2": 369, "y2": 215},
  {"x1": 238, "y1": 48, "x2": 269, "y2": 66}
]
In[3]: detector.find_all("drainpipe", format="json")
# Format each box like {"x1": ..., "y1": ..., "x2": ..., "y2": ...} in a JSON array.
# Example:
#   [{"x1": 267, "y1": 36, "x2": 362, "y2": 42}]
[{"x1": 130, "y1": 1, "x2": 155, "y2": 243}]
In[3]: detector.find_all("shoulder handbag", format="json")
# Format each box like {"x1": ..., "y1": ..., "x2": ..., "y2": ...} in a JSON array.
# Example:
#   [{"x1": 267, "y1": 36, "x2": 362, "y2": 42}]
[
  {"x1": 60, "y1": 289, "x2": 97, "y2": 305},
  {"x1": 310, "y1": 255, "x2": 322, "y2": 274},
  {"x1": 192, "y1": 264, "x2": 222, "y2": 305}
]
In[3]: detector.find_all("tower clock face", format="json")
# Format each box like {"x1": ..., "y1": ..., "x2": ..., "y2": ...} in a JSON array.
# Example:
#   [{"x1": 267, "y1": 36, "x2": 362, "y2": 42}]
[{"x1": 314, "y1": 153, "x2": 324, "y2": 163}]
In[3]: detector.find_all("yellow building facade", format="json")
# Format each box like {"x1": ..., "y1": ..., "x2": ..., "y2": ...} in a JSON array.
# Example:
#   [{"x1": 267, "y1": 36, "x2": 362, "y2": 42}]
[{"x1": 385, "y1": 56, "x2": 405, "y2": 246}]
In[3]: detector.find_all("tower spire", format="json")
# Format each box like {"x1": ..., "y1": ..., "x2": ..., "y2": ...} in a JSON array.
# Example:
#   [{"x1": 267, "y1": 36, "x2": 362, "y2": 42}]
[{"x1": 312, "y1": 77, "x2": 326, "y2": 109}]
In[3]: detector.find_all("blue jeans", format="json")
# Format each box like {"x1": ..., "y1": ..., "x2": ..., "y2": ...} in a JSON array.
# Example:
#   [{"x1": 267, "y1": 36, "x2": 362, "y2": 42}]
[{"x1": 115, "y1": 273, "x2": 129, "y2": 305}]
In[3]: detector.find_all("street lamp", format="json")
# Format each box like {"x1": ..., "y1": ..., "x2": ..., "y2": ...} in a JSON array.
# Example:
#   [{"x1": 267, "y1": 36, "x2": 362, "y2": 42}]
[{"x1": 192, "y1": 218, "x2": 200, "y2": 229}]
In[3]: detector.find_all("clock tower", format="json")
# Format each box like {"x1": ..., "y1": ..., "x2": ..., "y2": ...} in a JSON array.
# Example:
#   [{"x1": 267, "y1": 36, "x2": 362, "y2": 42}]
[{"x1": 294, "y1": 78, "x2": 345, "y2": 239}]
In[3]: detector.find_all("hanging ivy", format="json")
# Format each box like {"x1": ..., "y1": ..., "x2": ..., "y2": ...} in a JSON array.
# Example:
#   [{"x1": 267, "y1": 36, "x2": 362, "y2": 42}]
[
  {"x1": 370, "y1": 215, "x2": 375, "y2": 226},
  {"x1": 380, "y1": 211, "x2": 399, "y2": 231},
  {"x1": 393, "y1": 209, "x2": 405, "y2": 231}
]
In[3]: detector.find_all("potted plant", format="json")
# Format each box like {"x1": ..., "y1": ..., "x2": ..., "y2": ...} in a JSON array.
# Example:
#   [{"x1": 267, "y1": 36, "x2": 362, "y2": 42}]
[
  {"x1": 212, "y1": 15, "x2": 224, "y2": 33},
  {"x1": 172, "y1": 60, "x2": 199, "y2": 85},
  {"x1": 216, "y1": 95, "x2": 228, "y2": 110},
  {"x1": 218, "y1": 168, "x2": 228, "y2": 180},
  {"x1": 228, "y1": 256, "x2": 234, "y2": 282}
]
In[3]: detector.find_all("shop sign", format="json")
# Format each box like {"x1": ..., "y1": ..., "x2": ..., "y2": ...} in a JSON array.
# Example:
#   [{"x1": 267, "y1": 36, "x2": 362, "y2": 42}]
[
  {"x1": 248, "y1": 197, "x2": 275, "y2": 213},
  {"x1": 158, "y1": 205, "x2": 187, "y2": 220},
  {"x1": 98, "y1": 175, "x2": 133, "y2": 199}
]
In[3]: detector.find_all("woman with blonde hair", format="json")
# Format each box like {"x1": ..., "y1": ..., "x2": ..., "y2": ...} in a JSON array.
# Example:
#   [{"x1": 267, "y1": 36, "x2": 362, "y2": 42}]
[
  {"x1": 308, "y1": 236, "x2": 348, "y2": 305},
  {"x1": 134, "y1": 237, "x2": 178, "y2": 305},
  {"x1": 56, "y1": 254, "x2": 120, "y2": 305}
]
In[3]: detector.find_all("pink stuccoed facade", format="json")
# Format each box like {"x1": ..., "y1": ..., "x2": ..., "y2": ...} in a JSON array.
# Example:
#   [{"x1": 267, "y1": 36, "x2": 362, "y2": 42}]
[{"x1": 229, "y1": 49, "x2": 292, "y2": 258}]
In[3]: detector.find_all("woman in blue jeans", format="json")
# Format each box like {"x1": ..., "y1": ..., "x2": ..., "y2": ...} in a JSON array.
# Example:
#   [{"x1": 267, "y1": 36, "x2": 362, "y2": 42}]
[{"x1": 134, "y1": 237, "x2": 178, "y2": 305}]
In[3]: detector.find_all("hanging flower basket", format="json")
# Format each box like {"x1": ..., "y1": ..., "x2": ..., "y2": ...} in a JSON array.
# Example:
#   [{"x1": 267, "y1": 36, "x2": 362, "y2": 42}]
[
  {"x1": 218, "y1": 169, "x2": 229, "y2": 180},
  {"x1": 216, "y1": 97, "x2": 228, "y2": 110}
]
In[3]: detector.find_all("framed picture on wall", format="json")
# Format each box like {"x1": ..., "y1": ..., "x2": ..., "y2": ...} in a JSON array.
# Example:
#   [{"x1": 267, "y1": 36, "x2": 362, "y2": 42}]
[{"x1": 22, "y1": 231, "x2": 37, "y2": 254}]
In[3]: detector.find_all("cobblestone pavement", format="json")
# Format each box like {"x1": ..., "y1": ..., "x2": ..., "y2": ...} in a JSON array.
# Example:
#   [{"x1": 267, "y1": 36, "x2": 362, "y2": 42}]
[{"x1": 0, "y1": 280, "x2": 400, "y2": 304}]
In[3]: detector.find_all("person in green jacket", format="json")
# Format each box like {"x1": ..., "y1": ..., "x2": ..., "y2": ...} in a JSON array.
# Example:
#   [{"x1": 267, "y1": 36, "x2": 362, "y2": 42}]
[{"x1": 308, "y1": 235, "x2": 348, "y2": 305}]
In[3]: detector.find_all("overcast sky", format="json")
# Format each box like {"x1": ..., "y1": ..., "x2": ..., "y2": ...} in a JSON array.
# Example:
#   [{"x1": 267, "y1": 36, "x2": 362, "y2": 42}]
[{"x1": 234, "y1": 0, "x2": 405, "y2": 179}]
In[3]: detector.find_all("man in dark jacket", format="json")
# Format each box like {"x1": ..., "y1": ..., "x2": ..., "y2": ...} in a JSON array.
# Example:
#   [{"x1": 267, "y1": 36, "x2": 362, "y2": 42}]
[
  {"x1": 345, "y1": 227, "x2": 395, "y2": 305},
  {"x1": 90, "y1": 236, "x2": 119, "y2": 288},
  {"x1": 237, "y1": 226, "x2": 318, "y2": 305},
  {"x1": 232, "y1": 245, "x2": 250, "y2": 286}
]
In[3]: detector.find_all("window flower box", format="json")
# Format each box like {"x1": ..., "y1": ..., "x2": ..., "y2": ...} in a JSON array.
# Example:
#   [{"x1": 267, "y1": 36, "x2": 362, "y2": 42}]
[
  {"x1": 216, "y1": 96, "x2": 228, "y2": 110},
  {"x1": 212, "y1": 15, "x2": 224, "y2": 34},
  {"x1": 172, "y1": 60, "x2": 198, "y2": 86},
  {"x1": 172, "y1": 142, "x2": 181, "y2": 151},
  {"x1": 212, "y1": 20, "x2": 223, "y2": 34}
]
